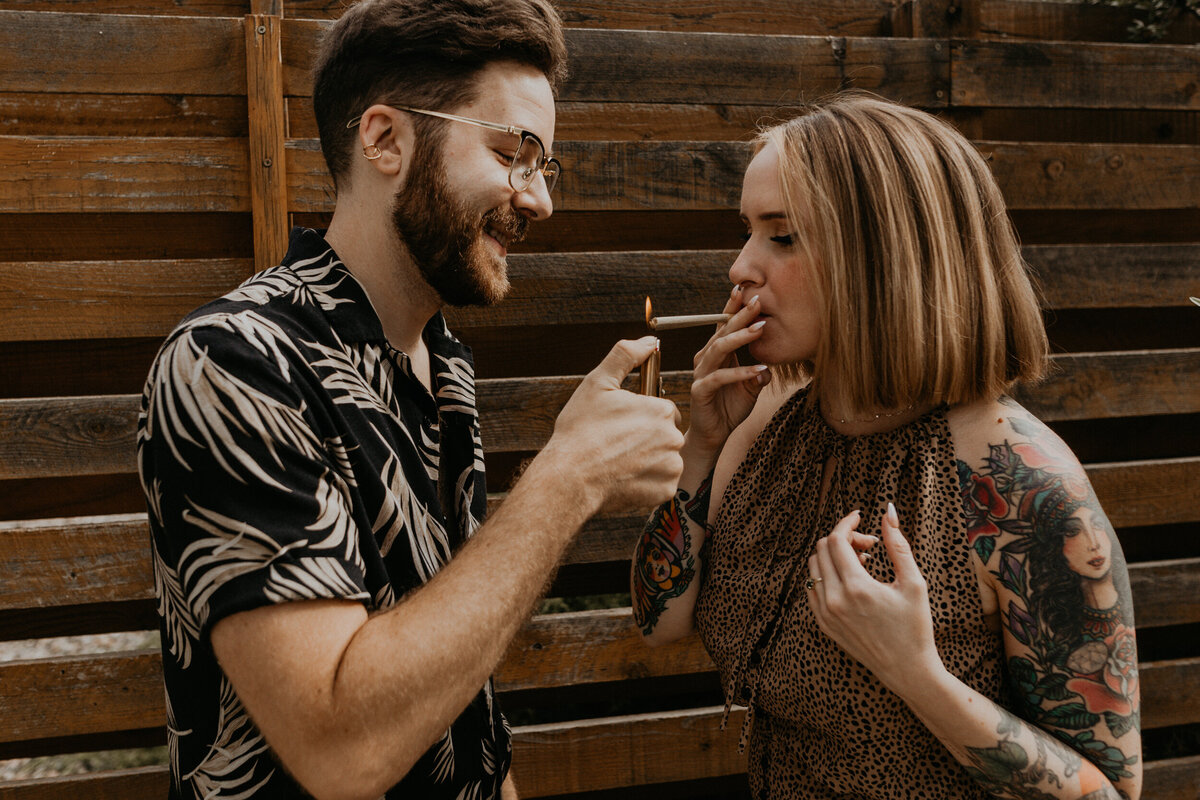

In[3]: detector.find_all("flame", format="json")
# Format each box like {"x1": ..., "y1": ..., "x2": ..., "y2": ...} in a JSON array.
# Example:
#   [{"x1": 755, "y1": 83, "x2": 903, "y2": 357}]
[{"x1": 645, "y1": 296, "x2": 653, "y2": 325}]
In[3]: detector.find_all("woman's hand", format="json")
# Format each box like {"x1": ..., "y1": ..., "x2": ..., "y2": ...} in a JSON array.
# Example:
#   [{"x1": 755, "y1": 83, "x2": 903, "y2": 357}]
[
  {"x1": 686, "y1": 285, "x2": 771, "y2": 456},
  {"x1": 807, "y1": 505, "x2": 945, "y2": 700}
]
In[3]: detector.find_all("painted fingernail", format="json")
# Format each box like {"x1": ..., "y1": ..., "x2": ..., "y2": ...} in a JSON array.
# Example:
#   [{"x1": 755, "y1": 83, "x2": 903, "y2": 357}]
[
  {"x1": 750, "y1": 321, "x2": 766, "y2": 331},
  {"x1": 750, "y1": 294, "x2": 760, "y2": 305},
  {"x1": 887, "y1": 501, "x2": 898, "y2": 525}
]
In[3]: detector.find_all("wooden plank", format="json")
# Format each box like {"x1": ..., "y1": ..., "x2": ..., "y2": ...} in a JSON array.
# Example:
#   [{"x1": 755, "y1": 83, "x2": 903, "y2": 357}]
[
  {"x1": 978, "y1": 0, "x2": 1200, "y2": 44},
  {"x1": 1025, "y1": 244, "x2": 1200, "y2": 309},
  {"x1": 0, "y1": 212, "x2": 252, "y2": 262},
  {"x1": 954, "y1": 40, "x2": 1200, "y2": 111},
  {"x1": 0, "y1": 92, "x2": 247, "y2": 138},
  {"x1": 980, "y1": 140, "x2": 1200, "y2": 210},
  {"x1": 3, "y1": 137, "x2": 1193, "y2": 215},
  {"x1": 282, "y1": 22, "x2": 946, "y2": 105},
  {"x1": 498, "y1": 608, "x2": 712, "y2": 692},
  {"x1": 1143, "y1": 755, "x2": 1200, "y2": 800},
  {"x1": 0, "y1": 11, "x2": 245, "y2": 95},
  {"x1": 0, "y1": 651, "x2": 164, "y2": 746},
  {"x1": 0, "y1": 766, "x2": 168, "y2": 800},
  {"x1": 1142, "y1": 657, "x2": 1200, "y2": 730},
  {"x1": 1, "y1": 245, "x2": 1193, "y2": 344},
  {"x1": 1015, "y1": 349, "x2": 1200, "y2": 422},
  {"x1": 0, "y1": 259, "x2": 252, "y2": 342},
  {"x1": 245, "y1": 14, "x2": 289, "y2": 271},
  {"x1": 3, "y1": 509, "x2": 1197, "y2": 628},
  {"x1": 2, "y1": 378, "x2": 1199, "y2": 479},
  {"x1": 0, "y1": 748, "x2": 1197, "y2": 800},
  {"x1": 0, "y1": 137, "x2": 250, "y2": 214},
  {"x1": 0, "y1": 513, "x2": 153, "y2": 613},
  {"x1": 512, "y1": 706, "x2": 747, "y2": 796},
  {"x1": 1089, "y1": 458, "x2": 1200, "y2": 529}
]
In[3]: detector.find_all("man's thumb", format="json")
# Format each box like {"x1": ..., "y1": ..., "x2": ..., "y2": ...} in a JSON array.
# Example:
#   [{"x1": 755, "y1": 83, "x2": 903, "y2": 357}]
[{"x1": 594, "y1": 336, "x2": 659, "y2": 387}]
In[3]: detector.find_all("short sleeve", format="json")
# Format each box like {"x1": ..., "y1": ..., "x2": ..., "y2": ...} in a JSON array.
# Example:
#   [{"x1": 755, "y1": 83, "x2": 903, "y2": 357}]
[{"x1": 139, "y1": 314, "x2": 370, "y2": 642}]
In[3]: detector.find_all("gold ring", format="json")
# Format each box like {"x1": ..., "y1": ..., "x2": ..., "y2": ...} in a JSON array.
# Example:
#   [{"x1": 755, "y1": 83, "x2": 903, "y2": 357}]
[{"x1": 804, "y1": 577, "x2": 823, "y2": 590}]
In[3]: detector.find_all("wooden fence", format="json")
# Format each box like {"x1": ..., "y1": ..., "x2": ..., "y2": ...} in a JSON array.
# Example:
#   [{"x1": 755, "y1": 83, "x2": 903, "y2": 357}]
[{"x1": 0, "y1": 0, "x2": 1197, "y2": 797}]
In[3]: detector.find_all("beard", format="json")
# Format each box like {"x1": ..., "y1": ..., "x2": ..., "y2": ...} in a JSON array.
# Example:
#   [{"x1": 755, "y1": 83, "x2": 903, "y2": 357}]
[{"x1": 391, "y1": 137, "x2": 528, "y2": 307}]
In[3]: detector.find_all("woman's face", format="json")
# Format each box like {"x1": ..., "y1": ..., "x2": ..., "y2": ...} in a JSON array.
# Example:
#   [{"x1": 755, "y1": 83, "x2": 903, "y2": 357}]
[
  {"x1": 728, "y1": 143, "x2": 821, "y2": 367},
  {"x1": 1061, "y1": 506, "x2": 1113, "y2": 581}
]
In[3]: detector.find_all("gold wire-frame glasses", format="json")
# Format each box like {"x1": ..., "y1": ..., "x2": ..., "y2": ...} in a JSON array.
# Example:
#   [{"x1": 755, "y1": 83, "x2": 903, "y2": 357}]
[{"x1": 347, "y1": 105, "x2": 561, "y2": 194}]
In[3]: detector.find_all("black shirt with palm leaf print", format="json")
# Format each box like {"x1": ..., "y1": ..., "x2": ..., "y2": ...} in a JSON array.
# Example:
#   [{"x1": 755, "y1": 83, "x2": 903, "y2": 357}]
[{"x1": 138, "y1": 228, "x2": 508, "y2": 799}]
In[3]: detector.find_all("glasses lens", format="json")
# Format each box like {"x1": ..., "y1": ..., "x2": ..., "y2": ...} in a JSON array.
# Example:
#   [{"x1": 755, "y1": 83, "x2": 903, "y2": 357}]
[
  {"x1": 542, "y1": 159, "x2": 561, "y2": 194},
  {"x1": 511, "y1": 134, "x2": 548, "y2": 192}
]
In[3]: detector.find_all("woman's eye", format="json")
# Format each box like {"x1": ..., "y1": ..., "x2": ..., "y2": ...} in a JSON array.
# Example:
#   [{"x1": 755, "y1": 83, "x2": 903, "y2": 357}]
[{"x1": 770, "y1": 234, "x2": 794, "y2": 247}]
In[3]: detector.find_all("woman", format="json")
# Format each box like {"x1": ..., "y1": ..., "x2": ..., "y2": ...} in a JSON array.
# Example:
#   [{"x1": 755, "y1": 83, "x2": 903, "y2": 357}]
[{"x1": 630, "y1": 93, "x2": 1141, "y2": 799}]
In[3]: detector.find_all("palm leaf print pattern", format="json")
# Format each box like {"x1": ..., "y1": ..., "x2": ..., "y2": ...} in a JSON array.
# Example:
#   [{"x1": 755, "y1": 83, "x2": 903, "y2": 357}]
[{"x1": 139, "y1": 230, "x2": 506, "y2": 798}]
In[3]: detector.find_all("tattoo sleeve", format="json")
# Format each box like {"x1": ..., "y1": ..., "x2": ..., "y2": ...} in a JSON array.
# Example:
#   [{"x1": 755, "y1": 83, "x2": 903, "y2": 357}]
[
  {"x1": 631, "y1": 474, "x2": 712, "y2": 635},
  {"x1": 955, "y1": 404, "x2": 1140, "y2": 798}
]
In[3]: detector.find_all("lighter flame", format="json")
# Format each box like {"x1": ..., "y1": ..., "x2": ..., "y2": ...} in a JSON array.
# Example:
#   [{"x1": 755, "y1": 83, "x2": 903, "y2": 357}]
[{"x1": 645, "y1": 296, "x2": 653, "y2": 325}]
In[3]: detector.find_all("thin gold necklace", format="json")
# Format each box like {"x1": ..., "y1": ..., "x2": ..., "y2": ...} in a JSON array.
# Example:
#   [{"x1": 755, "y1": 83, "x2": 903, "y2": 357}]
[{"x1": 822, "y1": 399, "x2": 915, "y2": 424}]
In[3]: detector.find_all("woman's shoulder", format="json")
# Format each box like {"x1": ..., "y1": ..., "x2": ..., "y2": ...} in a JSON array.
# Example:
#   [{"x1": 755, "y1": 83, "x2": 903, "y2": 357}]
[{"x1": 946, "y1": 395, "x2": 1095, "y2": 518}]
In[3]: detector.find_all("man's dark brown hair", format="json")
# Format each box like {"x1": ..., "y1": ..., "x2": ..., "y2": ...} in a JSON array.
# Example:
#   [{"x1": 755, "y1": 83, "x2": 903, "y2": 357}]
[{"x1": 312, "y1": 0, "x2": 568, "y2": 192}]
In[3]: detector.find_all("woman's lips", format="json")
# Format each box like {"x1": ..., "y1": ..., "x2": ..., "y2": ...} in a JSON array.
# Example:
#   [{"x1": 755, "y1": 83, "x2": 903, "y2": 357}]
[{"x1": 1088, "y1": 557, "x2": 1107, "y2": 569}]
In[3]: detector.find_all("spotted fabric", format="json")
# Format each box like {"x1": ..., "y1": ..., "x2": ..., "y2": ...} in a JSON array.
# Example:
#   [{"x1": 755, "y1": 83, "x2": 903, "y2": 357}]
[{"x1": 695, "y1": 388, "x2": 1004, "y2": 800}]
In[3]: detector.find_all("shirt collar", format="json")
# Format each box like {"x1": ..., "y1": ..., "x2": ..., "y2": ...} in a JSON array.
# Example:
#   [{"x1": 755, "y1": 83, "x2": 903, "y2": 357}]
[{"x1": 281, "y1": 227, "x2": 473, "y2": 366}]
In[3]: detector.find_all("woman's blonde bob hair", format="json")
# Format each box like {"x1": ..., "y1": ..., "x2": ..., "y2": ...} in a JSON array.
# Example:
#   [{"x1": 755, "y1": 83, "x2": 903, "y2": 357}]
[{"x1": 760, "y1": 92, "x2": 1048, "y2": 414}]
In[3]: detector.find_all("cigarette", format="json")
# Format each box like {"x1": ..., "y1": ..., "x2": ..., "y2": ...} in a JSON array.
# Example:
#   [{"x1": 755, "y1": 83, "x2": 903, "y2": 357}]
[{"x1": 647, "y1": 313, "x2": 732, "y2": 331}]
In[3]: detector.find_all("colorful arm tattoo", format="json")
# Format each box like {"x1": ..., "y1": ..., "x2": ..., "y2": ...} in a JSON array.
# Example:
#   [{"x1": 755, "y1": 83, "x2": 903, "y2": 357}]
[
  {"x1": 956, "y1": 401, "x2": 1139, "y2": 796},
  {"x1": 631, "y1": 474, "x2": 713, "y2": 635}
]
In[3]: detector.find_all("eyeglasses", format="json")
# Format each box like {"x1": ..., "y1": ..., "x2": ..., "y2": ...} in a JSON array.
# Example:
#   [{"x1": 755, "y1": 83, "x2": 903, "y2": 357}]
[{"x1": 347, "y1": 105, "x2": 561, "y2": 194}]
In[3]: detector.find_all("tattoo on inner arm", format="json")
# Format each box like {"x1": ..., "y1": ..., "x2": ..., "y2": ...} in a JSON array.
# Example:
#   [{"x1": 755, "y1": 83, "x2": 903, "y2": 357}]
[{"x1": 632, "y1": 475, "x2": 712, "y2": 634}]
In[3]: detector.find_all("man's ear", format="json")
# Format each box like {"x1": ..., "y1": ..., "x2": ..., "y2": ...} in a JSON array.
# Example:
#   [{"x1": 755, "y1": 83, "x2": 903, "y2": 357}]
[{"x1": 355, "y1": 104, "x2": 413, "y2": 179}]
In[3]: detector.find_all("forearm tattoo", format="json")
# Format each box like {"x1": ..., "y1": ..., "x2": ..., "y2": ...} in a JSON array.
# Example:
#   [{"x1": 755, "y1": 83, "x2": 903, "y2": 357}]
[
  {"x1": 632, "y1": 475, "x2": 712, "y2": 635},
  {"x1": 957, "y1": 401, "x2": 1139, "y2": 793}
]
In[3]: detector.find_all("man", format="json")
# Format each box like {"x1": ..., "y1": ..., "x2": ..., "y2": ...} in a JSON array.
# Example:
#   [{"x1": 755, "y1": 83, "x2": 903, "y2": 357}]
[{"x1": 136, "y1": 1, "x2": 684, "y2": 797}]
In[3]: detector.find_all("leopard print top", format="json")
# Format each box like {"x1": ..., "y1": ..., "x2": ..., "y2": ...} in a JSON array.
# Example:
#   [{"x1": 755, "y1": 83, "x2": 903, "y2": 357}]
[{"x1": 695, "y1": 388, "x2": 1004, "y2": 800}]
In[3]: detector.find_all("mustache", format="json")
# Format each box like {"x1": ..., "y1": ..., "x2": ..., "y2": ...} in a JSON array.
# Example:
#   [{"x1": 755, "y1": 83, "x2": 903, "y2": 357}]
[{"x1": 484, "y1": 206, "x2": 528, "y2": 245}]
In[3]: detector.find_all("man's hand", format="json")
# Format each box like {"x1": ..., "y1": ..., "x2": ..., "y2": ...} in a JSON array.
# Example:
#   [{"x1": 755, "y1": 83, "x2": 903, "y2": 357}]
[{"x1": 544, "y1": 336, "x2": 685, "y2": 514}]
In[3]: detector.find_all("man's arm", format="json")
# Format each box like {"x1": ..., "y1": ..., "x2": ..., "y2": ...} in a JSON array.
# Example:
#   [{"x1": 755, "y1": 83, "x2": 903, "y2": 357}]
[{"x1": 211, "y1": 338, "x2": 683, "y2": 800}]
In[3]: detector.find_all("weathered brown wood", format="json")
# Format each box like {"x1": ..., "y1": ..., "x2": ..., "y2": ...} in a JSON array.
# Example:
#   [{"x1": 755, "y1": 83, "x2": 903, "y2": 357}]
[
  {"x1": 3, "y1": 136, "x2": 1192, "y2": 215},
  {"x1": 1, "y1": 245, "x2": 1193, "y2": 344},
  {"x1": 0, "y1": 212, "x2": 252, "y2": 262},
  {"x1": 960, "y1": 108, "x2": 1200, "y2": 146},
  {"x1": 978, "y1": 0, "x2": 1200, "y2": 44},
  {"x1": 497, "y1": 608, "x2": 713, "y2": 692},
  {"x1": 0, "y1": 650, "x2": 164, "y2": 745},
  {"x1": 1, "y1": 751, "x2": 1197, "y2": 800},
  {"x1": 0, "y1": 137, "x2": 250, "y2": 213},
  {"x1": 512, "y1": 706, "x2": 747, "y2": 796},
  {"x1": 2, "y1": 371, "x2": 1199, "y2": 479},
  {"x1": 1088, "y1": 458, "x2": 1200, "y2": 529},
  {"x1": 2, "y1": 506, "x2": 1195, "y2": 632},
  {"x1": 0, "y1": 0, "x2": 245, "y2": 14},
  {"x1": 281, "y1": 23, "x2": 948, "y2": 106},
  {"x1": 0, "y1": 259, "x2": 251, "y2": 342},
  {"x1": 0, "y1": 766, "x2": 168, "y2": 800},
  {"x1": 980, "y1": 141, "x2": 1200, "y2": 210},
  {"x1": 0, "y1": 93, "x2": 247, "y2": 138},
  {"x1": 1025, "y1": 244, "x2": 1200, "y2": 309},
  {"x1": 0, "y1": 11, "x2": 245, "y2": 94},
  {"x1": 1143, "y1": 754, "x2": 1200, "y2": 800},
  {"x1": 953, "y1": 40, "x2": 1200, "y2": 110},
  {"x1": 245, "y1": 14, "x2": 289, "y2": 271},
  {"x1": 0, "y1": 339, "x2": 164, "y2": 401},
  {"x1": 1015, "y1": 350, "x2": 1200, "y2": 422},
  {"x1": 0, "y1": 513, "x2": 153, "y2": 613},
  {"x1": 1142, "y1": 657, "x2": 1200, "y2": 730}
]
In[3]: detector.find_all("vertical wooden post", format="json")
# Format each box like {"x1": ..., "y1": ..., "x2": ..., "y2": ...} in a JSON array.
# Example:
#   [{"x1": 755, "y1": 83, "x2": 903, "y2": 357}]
[{"x1": 245, "y1": 13, "x2": 288, "y2": 272}]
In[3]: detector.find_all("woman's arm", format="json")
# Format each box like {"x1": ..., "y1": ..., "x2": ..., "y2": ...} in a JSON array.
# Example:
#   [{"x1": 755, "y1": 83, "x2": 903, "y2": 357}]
[
  {"x1": 809, "y1": 400, "x2": 1141, "y2": 799},
  {"x1": 632, "y1": 286, "x2": 771, "y2": 644}
]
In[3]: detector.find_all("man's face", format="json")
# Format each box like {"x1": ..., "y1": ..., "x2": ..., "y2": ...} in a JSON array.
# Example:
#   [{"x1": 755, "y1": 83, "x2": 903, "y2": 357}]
[{"x1": 391, "y1": 61, "x2": 556, "y2": 307}]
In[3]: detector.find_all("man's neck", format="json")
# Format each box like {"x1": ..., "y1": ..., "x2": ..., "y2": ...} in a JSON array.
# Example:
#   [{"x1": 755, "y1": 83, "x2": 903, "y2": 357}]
[{"x1": 325, "y1": 202, "x2": 441, "y2": 362}]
